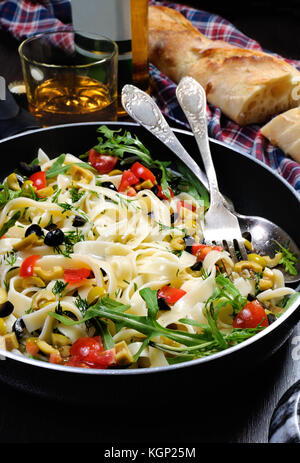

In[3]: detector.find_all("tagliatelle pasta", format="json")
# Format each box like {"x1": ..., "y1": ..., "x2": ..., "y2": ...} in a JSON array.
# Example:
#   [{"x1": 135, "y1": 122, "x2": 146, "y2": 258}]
[{"x1": 0, "y1": 126, "x2": 298, "y2": 369}]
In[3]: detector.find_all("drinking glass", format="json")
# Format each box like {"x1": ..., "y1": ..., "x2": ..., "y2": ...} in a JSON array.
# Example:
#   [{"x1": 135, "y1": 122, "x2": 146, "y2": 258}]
[{"x1": 19, "y1": 30, "x2": 118, "y2": 126}]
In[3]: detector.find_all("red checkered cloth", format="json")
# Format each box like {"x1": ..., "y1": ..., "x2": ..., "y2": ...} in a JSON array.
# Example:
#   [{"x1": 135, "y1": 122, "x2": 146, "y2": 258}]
[
  {"x1": 1, "y1": 0, "x2": 300, "y2": 192},
  {"x1": 0, "y1": 0, "x2": 72, "y2": 39}
]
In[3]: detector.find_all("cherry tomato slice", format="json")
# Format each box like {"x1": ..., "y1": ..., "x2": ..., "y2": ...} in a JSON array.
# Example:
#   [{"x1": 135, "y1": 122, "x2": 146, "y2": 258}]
[
  {"x1": 118, "y1": 170, "x2": 139, "y2": 193},
  {"x1": 192, "y1": 244, "x2": 223, "y2": 261},
  {"x1": 66, "y1": 336, "x2": 115, "y2": 369},
  {"x1": 88, "y1": 149, "x2": 118, "y2": 174},
  {"x1": 130, "y1": 162, "x2": 157, "y2": 184},
  {"x1": 233, "y1": 300, "x2": 269, "y2": 329},
  {"x1": 158, "y1": 286, "x2": 187, "y2": 304},
  {"x1": 20, "y1": 254, "x2": 40, "y2": 277},
  {"x1": 64, "y1": 268, "x2": 91, "y2": 283},
  {"x1": 29, "y1": 171, "x2": 46, "y2": 190}
]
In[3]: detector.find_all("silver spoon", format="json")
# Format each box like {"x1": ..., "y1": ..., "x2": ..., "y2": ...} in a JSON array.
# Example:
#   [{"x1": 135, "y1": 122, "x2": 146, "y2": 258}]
[{"x1": 121, "y1": 84, "x2": 300, "y2": 283}]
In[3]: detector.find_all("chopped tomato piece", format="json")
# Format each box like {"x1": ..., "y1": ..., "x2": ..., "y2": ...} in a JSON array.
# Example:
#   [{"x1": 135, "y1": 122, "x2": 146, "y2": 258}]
[
  {"x1": 66, "y1": 336, "x2": 115, "y2": 369},
  {"x1": 49, "y1": 352, "x2": 63, "y2": 364},
  {"x1": 130, "y1": 162, "x2": 157, "y2": 184},
  {"x1": 233, "y1": 300, "x2": 269, "y2": 329},
  {"x1": 29, "y1": 171, "x2": 46, "y2": 190},
  {"x1": 20, "y1": 254, "x2": 40, "y2": 277},
  {"x1": 158, "y1": 286, "x2": 186, "y2": 304},
  {"x1": 25, "y1": 339, "x2": 39, "y2": 356},
  {"x1": 118, "y1": 170, "x2": 139, "y2": 193},
  {"x1": 64, "y1": 268, "x2": 91, "y2": 283},
  {"x1": 156, "y1": 185, "x2": 174, "y2": 200},
  {"x1": 126, "y1": 187, "x2": 137, "y2": 197},
  {"x1": 88, "y1": 149, "x2": 118, "y2": 174},
  {"x1": 192, "y1": 244, "x2": 223, "y2": 261}
]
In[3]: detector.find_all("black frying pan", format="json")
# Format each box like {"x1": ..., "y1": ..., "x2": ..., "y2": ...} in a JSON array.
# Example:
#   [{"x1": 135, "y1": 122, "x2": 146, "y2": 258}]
[{"x1": 0, "y1": 122, "x2": 299, "y2": 408}]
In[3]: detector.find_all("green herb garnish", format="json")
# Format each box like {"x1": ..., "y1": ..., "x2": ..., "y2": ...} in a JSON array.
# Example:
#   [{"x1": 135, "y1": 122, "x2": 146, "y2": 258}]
[
  {"x1": 0, "y1": 211, "x2": 21, "y2": 238},
  {"x1": 274, "y1": 240, "x2": 298, "y2": 275},
  {"x1": 52, "y1": 280, "x2": 69, "y2": 298}
]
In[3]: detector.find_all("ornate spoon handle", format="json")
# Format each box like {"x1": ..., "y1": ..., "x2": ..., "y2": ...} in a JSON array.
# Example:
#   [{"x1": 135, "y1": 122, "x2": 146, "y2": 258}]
[
  {"x1": 176, "y1": 76, "x2": 222, "y2": 205},
  {"x1": 121, "y1": 84, "x2": 208, "y2": 189}
]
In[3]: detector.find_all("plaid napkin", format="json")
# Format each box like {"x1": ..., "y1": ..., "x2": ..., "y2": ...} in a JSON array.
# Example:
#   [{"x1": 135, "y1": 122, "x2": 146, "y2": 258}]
[
  {"x1": 0, "y1": 0, "x2": 72, "y2": 38},
  {"x1": 1, "y1": 0, "x2": 300, "y2": 193}
]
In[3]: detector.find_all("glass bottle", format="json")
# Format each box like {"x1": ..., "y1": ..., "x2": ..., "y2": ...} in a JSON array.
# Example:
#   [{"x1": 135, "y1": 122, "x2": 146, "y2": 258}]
[{"x1": 71, "y1": 0, "x2": 149, "y2": 118}]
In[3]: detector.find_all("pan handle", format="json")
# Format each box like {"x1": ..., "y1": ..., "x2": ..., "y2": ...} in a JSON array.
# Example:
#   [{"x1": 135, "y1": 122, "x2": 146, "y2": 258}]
[{"x1": 269, "y1": 379, "x2": 300, "y2": 442}]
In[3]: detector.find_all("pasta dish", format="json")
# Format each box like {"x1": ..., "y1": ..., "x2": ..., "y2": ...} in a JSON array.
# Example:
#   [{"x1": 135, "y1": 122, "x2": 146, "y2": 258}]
[{"x1": 0, "y1": 126, "x2": 298, "y2": 369}]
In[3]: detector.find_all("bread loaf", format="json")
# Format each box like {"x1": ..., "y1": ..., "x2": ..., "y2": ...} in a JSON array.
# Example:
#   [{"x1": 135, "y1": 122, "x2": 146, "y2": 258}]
[
  {"x1": 149, "y1": 5, "x2": 300, "y2": 126},
  {"x1": 261, "y1": 107, "x2": 300, "y2": 162}
]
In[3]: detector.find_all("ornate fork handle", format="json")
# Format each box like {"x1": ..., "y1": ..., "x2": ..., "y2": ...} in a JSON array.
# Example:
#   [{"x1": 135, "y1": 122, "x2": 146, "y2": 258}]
[
  {"x1": 121, "y1": 84, "x2": 208, "y2": 189},
  {"x1": 176, "y1": 77, "x2": 222, "y2": 206}
]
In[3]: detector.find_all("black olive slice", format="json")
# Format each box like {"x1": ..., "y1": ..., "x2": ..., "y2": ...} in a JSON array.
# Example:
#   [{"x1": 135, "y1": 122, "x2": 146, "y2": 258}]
[
  {"x1": 100, "y1": 182, "x2": 117, "y2": 191},
  {"x1": 72, "y1": 215, "x2": 86, "y2": 227},
  {"x1": 170, "y1": 212, "x2": 178, "y2": 224},
  {"x1": 44, "y1": 228, "x2": 65, "y2": 247},
  {"x1": 184, "y1": 235, "x2": 195, "y2": 254},
  {"x1": 13, "y1": 318, "x2": 26, "y2": 340},
  {"x1": 190, "y1": 261, "x2": 202, "y2": 271},
  {"x1": 157, "y1": 297, "x2": 171, "y2": 311},
  {"x1": 44, "y1": 223, "x2": 58, "y2": 232},
  {"x1": 0, "y1": 301, "x2": 14, "y2": 318},
  {"x1": 25, "y1": 224, "x2": 44, "y2": 237}
]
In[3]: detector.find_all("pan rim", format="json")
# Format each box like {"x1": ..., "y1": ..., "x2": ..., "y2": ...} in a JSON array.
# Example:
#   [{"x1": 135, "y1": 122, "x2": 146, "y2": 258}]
[{"x1": 0, "y1": 121, "x2": 299, "y2": 376}]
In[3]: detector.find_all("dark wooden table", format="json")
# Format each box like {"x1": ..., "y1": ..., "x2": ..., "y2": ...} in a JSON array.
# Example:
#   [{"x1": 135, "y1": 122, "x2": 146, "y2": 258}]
[{"x1": 0, "y1": 5, "x2": 299, "y2": 445}]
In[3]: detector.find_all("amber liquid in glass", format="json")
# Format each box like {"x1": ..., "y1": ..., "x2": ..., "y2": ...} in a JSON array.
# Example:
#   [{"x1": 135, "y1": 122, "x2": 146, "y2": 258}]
[
  {"x1": 28, "y1": 75, "x2": 117, "y2": 126},
  {"x1": 130, "y1": 0, "x2": 149, "y2": 93}
]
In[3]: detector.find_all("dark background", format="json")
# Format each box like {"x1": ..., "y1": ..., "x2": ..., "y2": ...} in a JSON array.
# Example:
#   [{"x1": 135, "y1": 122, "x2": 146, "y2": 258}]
[{"x1": 162, "y1": 0, "x2": 300, "y2": 60}]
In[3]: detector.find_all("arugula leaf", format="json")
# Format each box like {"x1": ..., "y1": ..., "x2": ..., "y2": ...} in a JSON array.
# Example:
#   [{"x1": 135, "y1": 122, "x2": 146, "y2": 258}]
[
  {"x1": 205, "y1": 305, "x2": 228, "y2": 349},
  {"x1": 46, "y1": 154, "x2": 96, "y2": 179},
  {"x1": 48, "y1": 288, "x2": 269, "y2": 361},
  {"x1": 95, "y1": 319, "x2": 115, "y2": 350},
  {"x1": 274, "y1": 240, "x2": 298, "y2": 275},
  {"x1": 206, "y1": 274, "x2": 247, "y2": 316},
  {"x1": 0, "y1": 211, "x2": 21, "y2": 238},
  {"x1": 0, "y1": 183, "x2": 28, "y2": 209},
  {"x1": 282, "y1": 291, "x2": 300, "y2": 310},
  {"x1": 46, "y1": 154, "x2": 68, "y2": 178},
  {"x1": 139, "y1": 288, "x2": 159, "y2": 320},
  {"x1": 49, "y1": 294, "x2": 215, "y2": 348},
  {"x1": 94, "y1": 126, "x2": 152, "y2": 162}
]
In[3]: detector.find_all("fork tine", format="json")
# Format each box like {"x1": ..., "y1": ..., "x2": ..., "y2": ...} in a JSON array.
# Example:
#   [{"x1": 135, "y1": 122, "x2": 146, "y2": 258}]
[
  {"x1": 236, "y1": 240, "x2": 248, "y2": 261},
  {"x1": 225, "y1": 241, "x2": 238, "y2": 264}
]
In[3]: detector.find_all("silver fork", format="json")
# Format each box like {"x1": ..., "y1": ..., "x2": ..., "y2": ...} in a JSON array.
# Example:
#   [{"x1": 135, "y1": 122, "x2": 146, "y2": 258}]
[{"x1": 176, "y1": 76, "x2": 248, "y2": 263}]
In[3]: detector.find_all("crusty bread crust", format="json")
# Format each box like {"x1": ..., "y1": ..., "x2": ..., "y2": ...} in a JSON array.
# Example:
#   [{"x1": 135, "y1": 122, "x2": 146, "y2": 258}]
[{"x1": 149, "y1": 5, "x2": 300, "y2": 125}]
